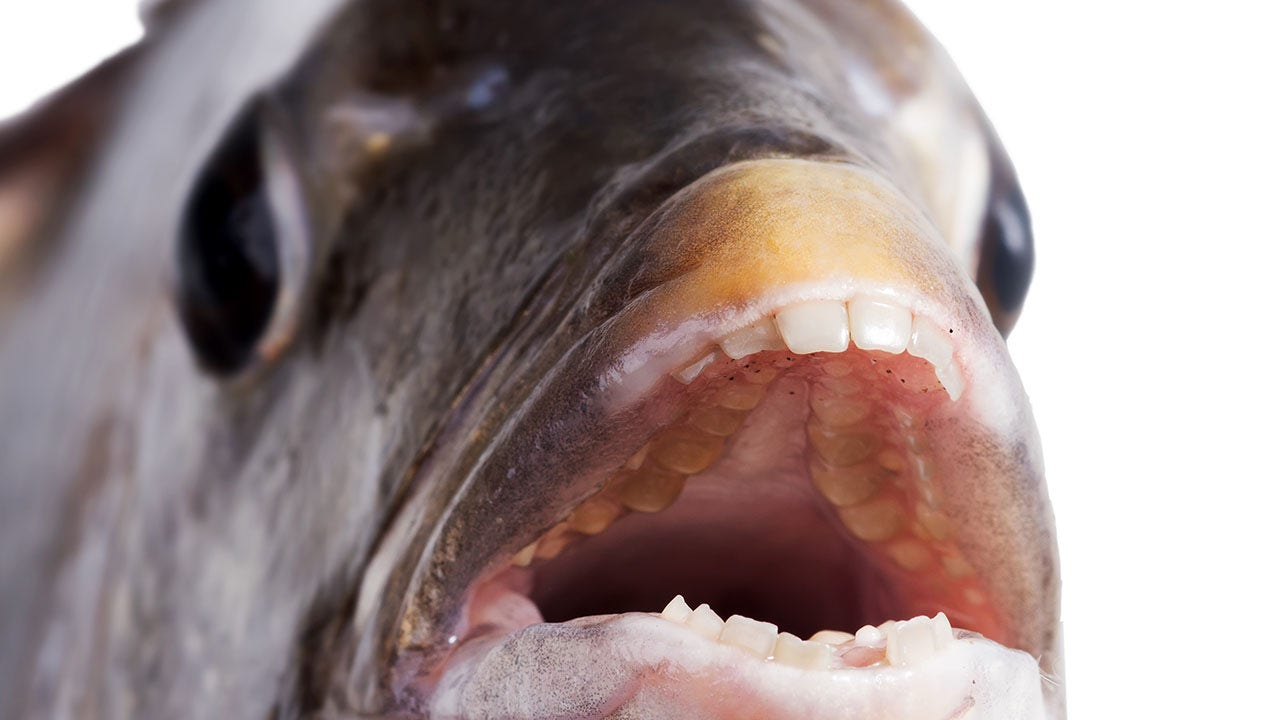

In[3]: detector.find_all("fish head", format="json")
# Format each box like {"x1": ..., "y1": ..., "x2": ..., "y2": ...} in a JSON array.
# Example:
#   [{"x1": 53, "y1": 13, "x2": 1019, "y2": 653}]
[{"x1": 0, "y1": 0, "x2": 1057, "y2": 718}]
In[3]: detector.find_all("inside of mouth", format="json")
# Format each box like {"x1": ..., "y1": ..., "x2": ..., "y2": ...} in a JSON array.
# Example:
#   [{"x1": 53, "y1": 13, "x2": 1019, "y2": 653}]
[
  {"x1": 418, "y1": 299, "x2": 1054, "y2": 717},
  {"x1": 478, "y1": 300, "x2": 1006, "y2": 651}
]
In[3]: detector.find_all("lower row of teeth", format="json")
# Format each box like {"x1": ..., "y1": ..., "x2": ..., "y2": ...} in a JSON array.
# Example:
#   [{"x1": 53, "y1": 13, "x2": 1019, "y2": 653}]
[{"x1": 658, "y1": 595, "x2": 955, "y2": 671}]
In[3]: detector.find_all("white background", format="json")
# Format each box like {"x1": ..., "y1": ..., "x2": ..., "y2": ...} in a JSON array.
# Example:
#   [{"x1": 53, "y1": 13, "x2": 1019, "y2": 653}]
[{"x1": 2, "y1": 1, "x2": 1277, "y2": 716}]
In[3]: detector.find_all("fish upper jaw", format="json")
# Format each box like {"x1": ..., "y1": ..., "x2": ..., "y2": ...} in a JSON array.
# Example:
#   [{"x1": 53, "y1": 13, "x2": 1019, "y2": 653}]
[{"x1": 386, "y1": 158, "x2": 1059, "y2": 718}]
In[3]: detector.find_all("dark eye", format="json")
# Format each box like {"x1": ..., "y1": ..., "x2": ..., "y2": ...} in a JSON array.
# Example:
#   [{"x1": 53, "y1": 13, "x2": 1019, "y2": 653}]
[
  {"x1": 975, "y1": 160, "x2": 1034, "y2": 336},
  {"x1": 177, "y1": 101, "x2": 281, "y2": 374}
]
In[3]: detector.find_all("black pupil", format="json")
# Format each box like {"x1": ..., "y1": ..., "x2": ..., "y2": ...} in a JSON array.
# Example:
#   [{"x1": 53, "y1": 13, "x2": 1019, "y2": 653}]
[
  {"x1": 177, "y1": 105, "x2": 280, "y2": 374},
  {"x1": 976, "y1": 163, "x2": 1034, "y2": 336}
]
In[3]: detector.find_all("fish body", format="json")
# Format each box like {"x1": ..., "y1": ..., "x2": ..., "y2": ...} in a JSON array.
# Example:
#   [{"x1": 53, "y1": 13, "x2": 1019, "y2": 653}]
[{"x1": 0, "y1": 1, "x2": 1058, "y2": 718}]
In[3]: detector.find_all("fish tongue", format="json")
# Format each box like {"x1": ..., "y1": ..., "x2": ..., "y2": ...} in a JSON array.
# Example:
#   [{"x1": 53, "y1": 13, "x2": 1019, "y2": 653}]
[{"x1": 421, "y1": 612, "x2": 1050, "y2": 719}]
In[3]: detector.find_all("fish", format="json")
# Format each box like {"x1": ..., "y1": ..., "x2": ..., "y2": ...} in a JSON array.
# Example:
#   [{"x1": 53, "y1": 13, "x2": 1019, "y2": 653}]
[{"x1": 0, "y1": 0, "x2": 1060, "y2": 718}]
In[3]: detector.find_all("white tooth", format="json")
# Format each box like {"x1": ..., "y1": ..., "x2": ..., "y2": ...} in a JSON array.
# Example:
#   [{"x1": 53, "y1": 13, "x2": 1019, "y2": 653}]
[
  {"x1": 660, "y1": 595, "x2": 693, "y2": 623},
  {"x1": 885, "y1": 616, "x2": 939, "y2": 667},
  {"x1": 686, "y1": 603, "x2": 726, "y2": 640},
  {"x1": 931, "y1": 612, "x2": 954, "y2": 648},
  {"x1": 935, "y1": 361, "x2": 966, "y2": 400},
  {"x1": 808, "y1": 630, "x2": 855, "y2": 645},
  {"x1": 673, "y1": 350, "x2": 720, "y2": 384},
  {"x1": 772, "y1": 632, "x2": 834, "y2": 669},
  {"x1": 719, "y1": 318, "x2": 785, "y2": 359},
  {"x1": 906, "y1": 317, "x2": 953, "y2": 368},
  {"x1": 719, "y1": 615, "x2": 779, "y2": 658},
  {"x1": 853, "y1": 624, "x2": 885, "y2": 647},
  {"x1": 511, "y1": 542, "x2": 538, "y2": 567},
  {"x1": 849, "y1": 297, "x2": 911, "y2": 353},
  {"x1": 775, "y1": 301, "x2": 850, "y2": 354}
]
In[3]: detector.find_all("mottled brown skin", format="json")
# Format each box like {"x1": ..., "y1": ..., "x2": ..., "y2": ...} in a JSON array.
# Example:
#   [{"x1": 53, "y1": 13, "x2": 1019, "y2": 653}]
[{"x1": 0, "y1": 1, "x2": 1056, "y2": 718}]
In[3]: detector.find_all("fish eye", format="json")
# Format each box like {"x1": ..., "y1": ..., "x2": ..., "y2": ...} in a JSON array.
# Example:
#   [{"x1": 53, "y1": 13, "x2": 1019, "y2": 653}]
[
  {"x1": 177, "y1": 98, "x2": 307, "y2": 375},
  {"x1": 975, "y1": 167, "x2": 1034, "y2": 336}
]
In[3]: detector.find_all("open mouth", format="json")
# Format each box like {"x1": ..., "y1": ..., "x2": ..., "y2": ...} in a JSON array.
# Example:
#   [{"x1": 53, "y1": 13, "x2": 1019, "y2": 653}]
[{"x1": 392, "y1": 161, "x2": 1057, "y2": 719}]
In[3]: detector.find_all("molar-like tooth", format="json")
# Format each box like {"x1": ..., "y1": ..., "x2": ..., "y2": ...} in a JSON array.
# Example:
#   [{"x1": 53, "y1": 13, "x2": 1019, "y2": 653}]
[
  {"x1": 838, "y1": 496, "x2": 904, "y2": 542},
  {"x1": 906, "y1": 317, "x2": 954, "y2": 368},
  {"x1": 809, "y1": 385, "x2": 872, "y2": 427},
  {"x1": 617, "y1": 465, "x2": 686, "y2": 513},
  {"x1": 534, "y1": 524, "x2": 577, "y2": 559},
  {"x1": 808, "y1": 630, "x2": 855, "y2": 645},
  {"x1": 686, "y1": 603, "x2": 726, "y2": 639},
  {"x1": 932, "y1": 612, "x2": 954, "y2": 648},
  {"x1": 773, "y1": 632, "x2": 834, "y2": 669},
  {"x1": 807, "y1": 422, "x2": 879, "y2": 467},
  {"x1": 775, "y1": 301, "x2": 850, "y2": 354},
  {"x1": 853, "y1": 624, "x2": 885, "y2": 647},
  {"x1": 651, "y1": 430, "x2": 724, "y2": 475},
  {"x1": 566, "y1": 495, "x2": 624, "y2": 535},
  {"x1": 935, "y1": 361, "x2": 965, "y2": 401},
  {"x1": 511, "y1": 542, "x2": 538, "y2": 567},
  {"x1": 886, "y1": 539, "x2": 931, "y2": 570},
  {"x1": 715, "y1": 381, "x2": 768, "y2": 411},
  {"x1": 660, "y1": 595, "x2": 694, "y2": 623},
  {"x1": 624, "y1": 445, "x2": 649, "y2": 469},
  {"x1": 719, "y1": 615, "x2": 779, "y2": 658},
  {"x1": 688, "y1": 406, "x2": 747, "y2": 437},
  {"x1": 673, "y1": 350, "x2": 720, "y2": 384},
  {"x1": 849, "y1": 297, "x2": 912, "y2": 353},
  {"x1": 809, "y1": 458, "x2": 885, "y2": 507},
  {"x1": 876, "y1": 449, "x2": 906, "y2": 473},
  {"x1": 884, "y1": 616, "x2": 938, "y2": 667},
  {"x1": 915, "y1": 503, "x2": 951, "y2": 541},
  {"x1": 719, "y1": 318, "x2": 785, "y2": 359}
]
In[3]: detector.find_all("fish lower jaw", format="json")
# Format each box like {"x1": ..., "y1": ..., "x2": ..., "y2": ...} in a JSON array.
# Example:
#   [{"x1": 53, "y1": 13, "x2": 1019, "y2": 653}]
[{"x1": 427, "y1": 611, "x2": 1047, "y2": 719}]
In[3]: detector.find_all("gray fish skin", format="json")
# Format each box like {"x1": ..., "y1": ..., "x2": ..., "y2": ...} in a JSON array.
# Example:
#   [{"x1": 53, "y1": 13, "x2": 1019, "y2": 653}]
[{"x1": 0, "y1": 1, "x2": 1058, "y2": 718}]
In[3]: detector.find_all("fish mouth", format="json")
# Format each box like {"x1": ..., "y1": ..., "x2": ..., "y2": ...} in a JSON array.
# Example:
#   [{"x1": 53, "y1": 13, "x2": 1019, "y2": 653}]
[{"x1": 395, "y1": 160, "x2": 1057, "y2": 718}]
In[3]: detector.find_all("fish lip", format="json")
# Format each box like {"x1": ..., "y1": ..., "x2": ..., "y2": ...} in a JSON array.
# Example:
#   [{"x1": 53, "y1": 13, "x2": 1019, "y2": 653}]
[
  {"x1": 378, "y1": 159, "x2": 1056, "y2": 712},
  {"x1": 419, "y1": 613, "x2": 1048, "y2": 718}
]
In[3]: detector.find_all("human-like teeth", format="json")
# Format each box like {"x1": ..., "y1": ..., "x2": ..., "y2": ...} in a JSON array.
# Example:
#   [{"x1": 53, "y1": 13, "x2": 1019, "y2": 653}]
[
  {"x1": 686, "y1": 603, "x2": 726, "y2": 640},
  {"x1": 839, "y1": 496, "x2": 904, "y2": 541},
  {"x1": 617, "y1": 465, "x2": 686, "y2": 513},
  {"x1": 773, "y1": 632, "x2": 834, "y2": 669},
  {"x1": 810, "y1": 459, "x2": 885, "y2": 507},
  {"x1": 650, "y1": 429, "x2": 723, "y2": 475},
  {"x1": 883, "y1": 614, "x2": 954, "y2": 667},
  {"x1": 931, "y1": 612, "x2": 953, "y2": 648},
  {"x1": 849, "y1": 297, "x2": 912, "y2": 353},
  {"x1": 719, "y1": 317, "x2": 785, "y2": 359},
  {"x1": 906, "y1": 317, "x2": 953, "y2": 368},
  {"x1": 673, "y1": 350, "x2": 720, "y2": 384},
  {"x1": 660, "y1": 594, "x2": 693, "y2": 623},
  {"x1": 853, "y1": 624, "x2": 885, "y2": 647},
  {"x1": 808, "y1": 630, "x2": 855, "y2": 645},
  {"x1": 719, "y1": 615, "x2": 779, "y2": 658},
  {"x1": 776, "y1": 300, "x2": 850, "y2": 354},
  {"x1": 935, "y1": 361, "x2": 965, "y2": 400},
  {"x1": 511, "y1": 542, "x2": 537, "y2": 567},
  {"x1": 565, "y1": 495, "x2": 623, "y2": 535}
]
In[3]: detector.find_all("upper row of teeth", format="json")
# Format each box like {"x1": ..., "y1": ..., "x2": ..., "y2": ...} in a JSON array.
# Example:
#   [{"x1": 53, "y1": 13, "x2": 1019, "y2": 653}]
[
  {"x1": 673, "y1": 296, "x2": 965, "y2": 400},
  {"x1": 659, "y1": 595, "x2": 955, "y2": 671}
]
